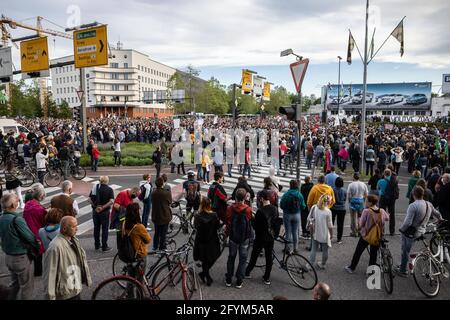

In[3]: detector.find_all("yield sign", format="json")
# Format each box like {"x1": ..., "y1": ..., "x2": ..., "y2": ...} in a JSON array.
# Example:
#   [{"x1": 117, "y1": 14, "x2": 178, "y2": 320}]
[
  {"x1": 290, "y1": 59, "x2": 309, "y2": 93},
  {"x1": 76, "y1": 90, "x2": 84, "y2": 101}
]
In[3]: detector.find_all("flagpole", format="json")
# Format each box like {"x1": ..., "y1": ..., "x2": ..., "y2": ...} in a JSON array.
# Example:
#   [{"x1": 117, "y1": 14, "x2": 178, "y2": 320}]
[
  {"x1": 360, "y1": 0, "x2": 369, "y2": 175},
  {"x1": 368, "y1": 16, "x2": 406, "y2": 64}
]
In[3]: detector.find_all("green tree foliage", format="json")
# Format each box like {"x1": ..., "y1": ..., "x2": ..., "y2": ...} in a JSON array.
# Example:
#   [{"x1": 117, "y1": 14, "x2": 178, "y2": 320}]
[
  {"x1": 166, "y1": 72, "x2": 186, "y2": 114},
  {"x1": 58, "y1": 100, "x2": 72, "y2": 119},
  {"x1": 264, "y1": 86, "x2": 291, "y2": 115},
  {"x1": 196, "y1": 77, "x2": 229, "y2": 115}
]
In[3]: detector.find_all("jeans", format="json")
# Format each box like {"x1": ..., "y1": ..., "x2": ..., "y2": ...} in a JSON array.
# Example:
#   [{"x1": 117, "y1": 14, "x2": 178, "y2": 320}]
[
  {"x1": 90, "y1": 156, "x2": 94, "y2": 170},
  {"x1": 341, "y1": 160, "x2": 347, "y2": 172},
  {"x1": 177, "y1": 162, "x2": 185, "y2": 175},
  {"x1": 306, "y1": 155, "x2": 313, "y2": 169},
  {"x1": 114, "y1": 151, "x2": 122, "y2": 166},
  {"x1": 226, "y1": 239, "x2": 249, "y2": 282},
  {"x1": 245, "y1": 239, "x2": 274, "y2": 280},
  {"x1": 214, "y1": 165, "x2": 223, "y2": 174},
  {"x1": 155, "y1": 163, "x2": 161, "y2": 178},
  {"x1": 142, "y1": 200, "x2": 151, "y2": 228},
  {"x1": 379, "y1": 197, "x2": 396, "y2": 235},
  {"x1": 310, "y1": 240, "x2": 329, "y2": 265},
  {"x1": 196, "y1": 164, "x2": 203, "y2": 180},
  {"x1": 62, "y1": 160, "x2": 70, "y2": 178},
  {"x1": 400, "y1": 234, "x2": 415, "y2": 273},
  {"x1": 93, "y1": 210, "x2": 110, "y2": 249},
  {"x1": 202, "y1": 168, "x2": 210, "y2": 183},
  {"x1": 331, "y1": 209, "x2": 346, "y2": 241},
  {"x1": 5, "y1": 254, "x2": 34, "y2": 300},
  {"x1": 349, "y1": 237, "x2": 379, "y2": 270},
  {"x1": 153, "y1": 224, "x2": 168, "y2": 250},
  {"x1": 366, "y1": 161, "x2": 375, "y2": 176},
  {"x1": 283, "y1": 213, "x2": 301, "y2": 251},
  {"x1": 394, "y1": 162, "x2": 401, "y2": 175},
  {"x1": 38, "y1": 170, "x2": 46, "y2": 185},
  {"x1": 301, "y1": 209, "x2": 310, "y2": 235},
  {"x1": 227, "y1": 164, "x2": 233, "y2": 177},
  {"x1": 243, "y1": 164, "x2": 251, "y2": 178},
  {"x1": 92, "y1": 159, "x2": 99, "y2": 172}
]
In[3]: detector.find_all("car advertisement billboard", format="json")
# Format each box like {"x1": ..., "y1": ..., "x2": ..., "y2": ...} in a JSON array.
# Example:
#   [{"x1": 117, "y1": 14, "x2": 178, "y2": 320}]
[{"x1": 326, "y1": 82, "x2": 432, "y2": 109}]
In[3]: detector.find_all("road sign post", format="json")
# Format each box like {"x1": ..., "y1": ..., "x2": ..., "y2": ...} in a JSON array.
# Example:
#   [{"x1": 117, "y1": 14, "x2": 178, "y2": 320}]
[
  {"x1": 0, "y1": 47, "x2": 13, "y2": 83},
  {"x1": 73, "y1": 25, "x2": 108, "y2": 68},
  {"x1": 289, "y1": 59, "x2": 309, "y2": 181}
]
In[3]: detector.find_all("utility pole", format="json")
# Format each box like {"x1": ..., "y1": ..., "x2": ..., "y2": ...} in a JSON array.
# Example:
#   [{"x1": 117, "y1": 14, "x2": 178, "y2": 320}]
[
  {"x1": 360, "y1": 0, "x2": 369, "y2": 174},
  {"x1": 296, "y1": 91, "x2": 302, "y2": 181},
  {"x1": 337, "y1": 56, "x2": 342, "y2": 119},
  {"x1": 80, "y1": 68, "x2": 87, "y2": 152}
]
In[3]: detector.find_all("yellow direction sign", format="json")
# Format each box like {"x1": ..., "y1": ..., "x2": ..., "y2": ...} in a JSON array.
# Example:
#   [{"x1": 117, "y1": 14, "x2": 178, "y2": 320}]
[
  {"x1": 241, "y1": 70, "x2": 253, "y2": 93},
  {"x1": 20, "y1": 37, "x2": 49, "y2": 73},
  {"x1": 74, "y1": 25, "x2": 108, "y2": 68}
]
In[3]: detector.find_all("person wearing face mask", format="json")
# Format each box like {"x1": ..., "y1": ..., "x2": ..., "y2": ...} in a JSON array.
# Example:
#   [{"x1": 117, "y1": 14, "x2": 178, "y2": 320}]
[{"x1": 110, "y1": 186, "x2": 140, "y2": 230}]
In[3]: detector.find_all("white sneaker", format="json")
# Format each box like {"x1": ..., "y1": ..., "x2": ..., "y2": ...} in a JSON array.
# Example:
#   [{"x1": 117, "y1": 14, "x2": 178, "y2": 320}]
[{"x1": 344, "y1": 266, "x2": 354, "y2": 274}]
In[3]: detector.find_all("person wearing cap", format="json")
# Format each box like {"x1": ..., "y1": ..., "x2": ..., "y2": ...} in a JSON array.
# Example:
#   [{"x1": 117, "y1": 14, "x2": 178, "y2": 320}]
[{"x1": 183, "y1": 171, "x2": 201, "y2": 215}]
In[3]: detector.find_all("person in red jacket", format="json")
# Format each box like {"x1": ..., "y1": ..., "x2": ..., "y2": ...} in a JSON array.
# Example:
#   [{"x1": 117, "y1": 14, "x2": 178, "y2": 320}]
[{"x1": 92, "y1": 144, "x2": 100, "y2": 172}]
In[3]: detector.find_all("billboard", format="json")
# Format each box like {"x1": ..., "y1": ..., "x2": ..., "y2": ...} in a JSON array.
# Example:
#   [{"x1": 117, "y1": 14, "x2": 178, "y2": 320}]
[{"x1": 326, "y1": 82, "x2": 432, "y2": 109}]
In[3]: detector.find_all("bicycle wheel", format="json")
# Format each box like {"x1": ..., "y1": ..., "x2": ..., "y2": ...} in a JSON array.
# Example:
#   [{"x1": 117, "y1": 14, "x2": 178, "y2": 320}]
[
  {"x1": 91, "y1": 276, "x2": 147, "y2": 300},
  {"x1": 44, "y1": 170, "x2": 62, "y2": 187},
  {"x1": 285, "y1": 253, "x2": 317, "y2": 290},
  {"x1": 182, "y1": 267, "x2": 202, "y2": 300},
  {"x1": 112, "y1": 254, "x2": 129, "y2": 288},
  {"x1": 413, "y1": 254, "x2": 441, "y2": 298},
  {"x1": 17, "y1": 170, "x2": 35, "y2": 188},
  {"x1": 151, "y1": 262, "x2": 183, "y2": 299},
  {"x1": 380, "y1": 248, "x2": 394, "y2": 294},
  {"x1": 70, "y1": 165, "x2": 86, "y2": 180},
  {"x1": 166, "y1": 214, "x2": 182, "y2": 239}
]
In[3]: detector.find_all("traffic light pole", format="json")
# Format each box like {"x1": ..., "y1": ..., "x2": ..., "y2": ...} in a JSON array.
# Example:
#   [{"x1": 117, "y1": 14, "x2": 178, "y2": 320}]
[
  {"x1": 232, "y1": 83, "x2": 237, "y2": 129},
  {"x1": 80, "y1": 68, "x2": 87, "y2": 153}
]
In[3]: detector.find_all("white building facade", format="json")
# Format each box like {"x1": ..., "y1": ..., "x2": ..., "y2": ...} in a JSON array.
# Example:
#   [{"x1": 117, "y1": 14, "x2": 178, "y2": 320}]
[{"x1": 50, "y1": 48, "x2": 176, "y2": 118}]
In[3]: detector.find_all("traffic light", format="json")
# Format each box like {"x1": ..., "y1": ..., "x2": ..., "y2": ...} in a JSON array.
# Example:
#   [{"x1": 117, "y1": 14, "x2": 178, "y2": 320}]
[
  {"x1": 279, "y1": 105, "x2": 297, "y2": 121},
  {"x1": 73, "y1": 105, "x2": 81, "y2": 121},
  {"x1": 321, "y1": 110, "x2": 327, "y2": 123}
]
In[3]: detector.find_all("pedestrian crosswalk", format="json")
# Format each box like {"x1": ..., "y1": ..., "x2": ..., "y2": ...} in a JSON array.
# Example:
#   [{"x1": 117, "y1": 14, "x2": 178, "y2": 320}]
[{"x1": 171, "y1": 164, "x2": 313, "y2": 213}]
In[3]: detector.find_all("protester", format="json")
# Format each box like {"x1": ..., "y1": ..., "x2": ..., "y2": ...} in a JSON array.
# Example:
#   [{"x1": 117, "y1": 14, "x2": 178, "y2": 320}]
[
  {"x1": 347, "y1": 173, "x2": 368, "y2": 237},
  {"x1": 50, "y1": 180, "x2": 78, "y2": 217},
  {"x1": 38, "y1": 208, "x2": 64, "y2": 251},
  {"x1": 331, "y1": 177, "x2": 346, "y2": 244},
  {"x1": 151, "y1": 177, "x2": 172, "y2": 251},
  {"x1": 139, "y1": 173, "x2": 154, "y2": 230}
]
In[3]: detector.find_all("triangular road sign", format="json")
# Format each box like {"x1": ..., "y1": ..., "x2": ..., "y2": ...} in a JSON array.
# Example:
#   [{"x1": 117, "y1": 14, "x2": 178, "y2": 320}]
[
  {"x1": 76, "y1": 90, "x2": 84, "y2": 101},
  {"x1": 290, "y1": 59, "x2": 309, "y2": 93}
]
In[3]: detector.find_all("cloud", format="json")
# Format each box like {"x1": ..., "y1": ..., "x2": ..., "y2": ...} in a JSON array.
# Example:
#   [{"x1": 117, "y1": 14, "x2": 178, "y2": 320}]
[{"x1": 3, "y1": 0, "x2": 450, "y2": 71}]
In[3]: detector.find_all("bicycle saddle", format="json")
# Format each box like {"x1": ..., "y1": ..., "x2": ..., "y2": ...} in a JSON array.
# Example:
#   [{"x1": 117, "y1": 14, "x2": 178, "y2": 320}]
[{"x1": 170, "y1": 201, "x2": 180, "y2": 208}]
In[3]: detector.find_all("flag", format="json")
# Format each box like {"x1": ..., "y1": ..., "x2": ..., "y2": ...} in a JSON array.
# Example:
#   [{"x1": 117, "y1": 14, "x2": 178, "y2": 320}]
[
  {"x1": 391, "y1": 20, "x2": 404, "y2": 57},
  {"x1": 435, "y1": 136, "x2": 441, "y2": 152},
  {"x1": 347, "y1": 31, "x2": 356, "y2": 64},
  {"x1": 369, "y1": 28, "x2": 375, "y2": 59}
]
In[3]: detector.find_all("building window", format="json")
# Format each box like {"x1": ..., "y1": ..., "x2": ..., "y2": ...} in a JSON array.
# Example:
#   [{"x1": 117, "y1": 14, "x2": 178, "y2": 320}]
[
  {"x1": 110, "y1": 62, "x2": 119, "y2": 68},
  {"x1": 112, "y1": 84, "x2": 119, "y2": 91},
  {"x1": 124, "y1": 63, "x2": 128, "y2": 68},
  {"x1": 138, "y1": 65, "x2": 141, "y2": 71},
  {"x1": 124, "y1": 74, "x2": 128, "y2": 80},
  {"x1": 111, "y1": 73, "x2": 119, "y2": 79}
]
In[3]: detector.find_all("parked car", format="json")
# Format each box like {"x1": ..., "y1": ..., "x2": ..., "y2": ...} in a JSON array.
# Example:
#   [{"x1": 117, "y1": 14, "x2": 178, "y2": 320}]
[
  {"x1": 0, "y1": 119, "x2": 30, "y2": 138},
  {"x1": 331, "y1": 95, "x2": 350, "y2": 104},
  {"x1": 405, "y1": 93, "x2": 427, "y2": 105},
  {"x1": 381, "y1": 94, "x2": 404, "y2": 104},
  {"x1": 352, "y1": 93, "x2": 374, "y2": 104}
]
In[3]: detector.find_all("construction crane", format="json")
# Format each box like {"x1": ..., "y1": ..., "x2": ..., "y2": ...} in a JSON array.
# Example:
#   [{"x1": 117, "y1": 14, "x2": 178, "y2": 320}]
[{"x1": 0, "y1": 15, "x2": 73, "y2": 117}]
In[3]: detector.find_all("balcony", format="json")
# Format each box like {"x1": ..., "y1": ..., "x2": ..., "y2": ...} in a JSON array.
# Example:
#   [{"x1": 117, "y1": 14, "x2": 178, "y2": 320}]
[
  {"x1": 90, "y1": 101, "x2": 140, "y2": 107},
  {"x1": 90, "y1": 78, "x2": 138, "y2": 85},
  {"x1": 90, "y1": 89, "x2": 138, "y2": 96},
  {"x1": 92, "y1": 66, "x2": 136, "y2": 73}
]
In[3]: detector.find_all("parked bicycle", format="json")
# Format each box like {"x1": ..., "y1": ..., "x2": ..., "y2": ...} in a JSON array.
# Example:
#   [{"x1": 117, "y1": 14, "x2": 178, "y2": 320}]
[
  {"x1": 410, "y1": 220, "x2": 450, "y2": 298},
  {"x1": 167, "y1": 201, "x2": 194, "y2": 238}
]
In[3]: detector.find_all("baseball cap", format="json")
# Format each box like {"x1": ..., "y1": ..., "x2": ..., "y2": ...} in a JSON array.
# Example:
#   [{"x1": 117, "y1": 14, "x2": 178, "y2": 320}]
[{"x1": 187, "y1": 170, "x2": 195, "y2": 176}]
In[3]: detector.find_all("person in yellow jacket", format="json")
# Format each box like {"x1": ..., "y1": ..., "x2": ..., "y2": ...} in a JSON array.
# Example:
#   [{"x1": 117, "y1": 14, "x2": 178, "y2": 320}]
[{"x1": 307, "y1": 175, "x2": 336, "y2": 210}]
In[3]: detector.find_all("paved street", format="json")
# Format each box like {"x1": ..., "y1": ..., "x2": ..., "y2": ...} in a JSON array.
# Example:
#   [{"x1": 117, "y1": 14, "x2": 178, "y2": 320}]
[{"x1": 1, "y1": 162, "x2": 449, "y2": 300}]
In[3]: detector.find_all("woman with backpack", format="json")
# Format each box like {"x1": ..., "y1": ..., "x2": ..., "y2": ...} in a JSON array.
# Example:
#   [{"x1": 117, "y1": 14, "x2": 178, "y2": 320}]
[
  {"x1": 307, "y1": 194, "x2": 333, "y2": 270},
  {"x1": 344, "y1": 194, "x2": 389, "y2": 274},
  {"x1": 193, "y1": 196, "x2": 221, "y2": 286},
  {"x1": 280, "y1": 180, "x2": 306, "y2": 254},
  {"x1": 121, "y1": 203, "x2": 151, "y2": 281},
  {"x1": 331, "y1": 177, "x2": 346, "y2": 244}
]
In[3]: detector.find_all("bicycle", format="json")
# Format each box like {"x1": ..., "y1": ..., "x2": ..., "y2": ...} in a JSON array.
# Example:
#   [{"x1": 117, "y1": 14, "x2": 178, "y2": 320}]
[
  {"x1": 93, "y1": 233, "x2": 202, "y2": 300},
  {"x1": 247, "y1": 235, "x2": 318, "y2": 290},
  {"x1": 167, "y1": 201, "x2": 194, "y2": 238},
  {"x1": 410, "y1": 220, "x2": 450, "y2": 298},
  {"x1": 378, "y1": 238, "x2": 394, "y2": 294},
  {"x1": 112, "y1": 239, "x2": 177, "y2": 288},
  {"x1": 48, "y1": 157, "x2": 86, "y2": 181}
]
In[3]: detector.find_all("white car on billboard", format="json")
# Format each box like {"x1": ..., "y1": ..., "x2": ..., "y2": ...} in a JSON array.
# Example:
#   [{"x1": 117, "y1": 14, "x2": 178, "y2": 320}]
[
  {"x1": 351, "y1": 93, "x2": 374, "y2": 104},
  {"x1": 381, "y1": 94, "x2": 404, "y2": 104},
  {"x1": 331, "y1": 95, "x2": 350, "y2": 105}
]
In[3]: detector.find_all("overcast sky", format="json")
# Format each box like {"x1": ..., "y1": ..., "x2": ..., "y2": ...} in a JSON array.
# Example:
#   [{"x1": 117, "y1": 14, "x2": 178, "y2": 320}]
[{"x1": 4, "y1": 0, "x2": 450, "y2": 95}]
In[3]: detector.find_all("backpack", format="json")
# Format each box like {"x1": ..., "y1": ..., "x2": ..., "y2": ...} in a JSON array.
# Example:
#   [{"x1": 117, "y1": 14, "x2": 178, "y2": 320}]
[
  {"x1": 229, "y1": 207, "x2": 251, "y2": 244},
  {"x1": 152, "y1": 151, "x2": 158, "y2": 162},
  {"x1": 118, "y1": 225, "x2": 137, "y2": 263},
  {"x1": 284, "y1": 192, "x2": 300, "y2": 213},
  {"x1": 384, "y1": 177, "x2": 399, "y2": 202},
  {"x1": 208, "y1": 184, "x2": 219, "y2": 209},
  {"x1": 138, "y1": 183, "x2": 149, "y2": 202},
  {"x1": 186, "y1": 181, "x2": 199, "y2": 203},
  {"x1": 364, "y1": 209, "x2": 382, "y2": 246}
]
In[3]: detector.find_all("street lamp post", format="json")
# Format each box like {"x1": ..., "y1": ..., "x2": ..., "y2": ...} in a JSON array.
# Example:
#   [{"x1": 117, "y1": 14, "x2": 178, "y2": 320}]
[{"x1": 337, "y1": 56, "x2": 342, "y2": 120}]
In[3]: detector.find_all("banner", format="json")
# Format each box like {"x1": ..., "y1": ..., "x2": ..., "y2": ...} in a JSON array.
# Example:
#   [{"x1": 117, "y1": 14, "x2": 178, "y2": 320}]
[
  {"x1": 241, "y1": 70, "x2": 253, "y2": 93},
  {"x1": 263, "y1": 82, "x2": 271, "y2": 100},
  {"x1": 253, "y1": 77, "x2": 263, "y2": 97},
  {"x1": 173, "y1": 118, "x2": 180, "y2": 129}
]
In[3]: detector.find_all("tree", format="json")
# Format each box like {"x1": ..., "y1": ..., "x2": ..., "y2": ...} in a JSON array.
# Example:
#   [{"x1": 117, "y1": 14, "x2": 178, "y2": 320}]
[
  {"x1": 265, "y1": 86, "x2": 291, "y2": 115},
  {"x1": 196, "y1": 77, "x2": 229, "y2": 115},
  {"x1": 58, "y1": 100, "x2": 72, "y2": 119},
  {"x1": 166, "y1": 73, "x2": 186, "y2": 114},
  {"x1": 47, "y1": 96, "x2": 59, "y2": 118}
]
